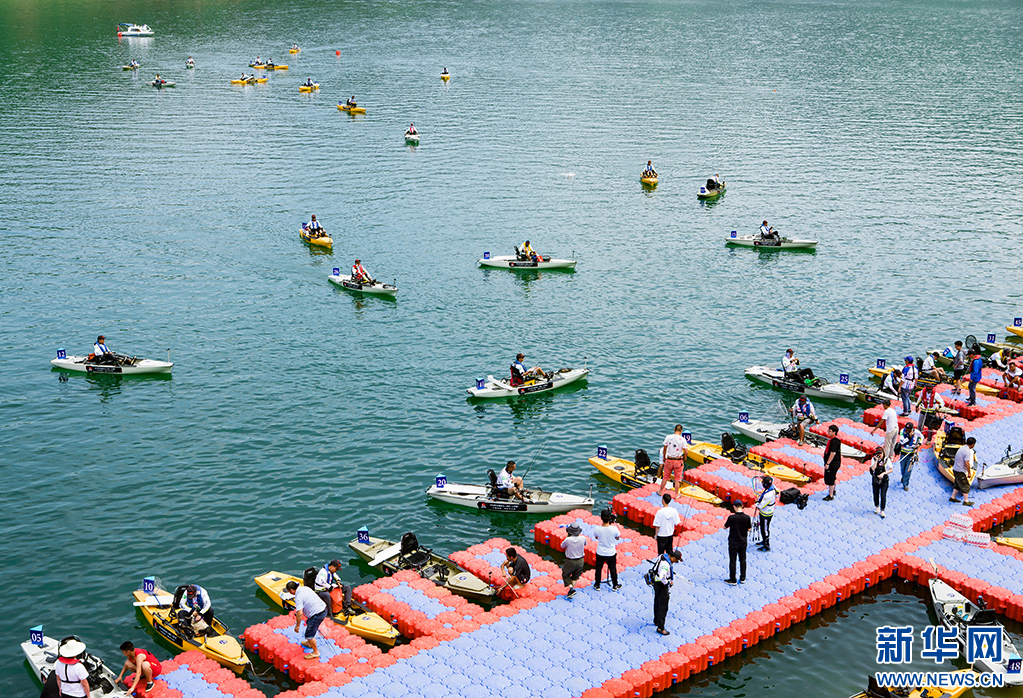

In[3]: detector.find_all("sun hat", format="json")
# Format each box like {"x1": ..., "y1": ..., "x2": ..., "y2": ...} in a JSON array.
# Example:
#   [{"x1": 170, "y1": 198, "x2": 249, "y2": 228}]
[
  {"x1": 59, "y1": 640, "x2": 86, "y2": 659},
  {"x1": 566, "y1": 523, "x2": 582, "y2": 536}
]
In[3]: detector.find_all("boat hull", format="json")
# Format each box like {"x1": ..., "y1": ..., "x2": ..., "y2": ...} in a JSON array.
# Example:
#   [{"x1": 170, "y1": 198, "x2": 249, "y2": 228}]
[
  {"x1": 467, "y1": 368, "x2": 588, "y2": 398},
  {"x1": 726, "y1": 235, "x2": 817, "y2": 249},
  {"x1": 51, "y1": 356, "x2": 172, "y2": 375},
  {"x1": 299, "y1": 84, "x2": 319, "y2": 92},
  {"x1": 328, "y1": 274, "x2": 397, "y2": 297},
  {"x1": 686, "y1": 440, "x2": 810, "y2": 484},
  {"x1": 745, "y1": 366, "x2": 857, "y2": 403},
  {"x1": 477, "y1": 254, "x2": 576, "y2": 270},
  {"x1": 426, "y1": 483, "x2": 593, "y2": 514},
  {"x1": 729, "y1": 419, "x2": 867, "y2": 460},
  {"x1": 21, "y1": 637, "x2": 129, "y2": 698},
  {"x1": 697, "y1": 182, "x2": 725, "y2": 199},
  {"x1": 588, "y1": 455, "x2": 722, "y2": 504},
  {"x1": 339, "y1": 105, "x2": 366, "y2": 113},
  {"x1": 640, "y1": 176, "x2": 658, "y2": 186},
  {"x1": 300, "y1": 230, "x2": 332, "y2": 248},
  {"x1": 231, "y1": 78, "x2": 267, "y2": 84}
]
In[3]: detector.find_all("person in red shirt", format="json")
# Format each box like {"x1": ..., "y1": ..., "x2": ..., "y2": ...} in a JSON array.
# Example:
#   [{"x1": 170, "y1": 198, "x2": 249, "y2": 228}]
[{"x1": 116, "y1": 641, "x2": 162, "y2": 695}]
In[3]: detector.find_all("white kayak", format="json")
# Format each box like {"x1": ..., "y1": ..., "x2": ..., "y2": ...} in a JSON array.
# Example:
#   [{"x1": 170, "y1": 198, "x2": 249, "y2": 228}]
[
  {"x1": 477, "y1": 254, "x2": 577, "y2": 270},
  {"x1": 22, "y1": 635, "x2": 129, "y2": 698},
  {"x1": 328, "y1": 272, "x2": 398, "y2": 297},
  {"x1": 729, "y1": 418, "x2": 868, "y2": 461},
  {"x1": 426, "y1": 482, "x2": 594, "y2": 513},
  {"x1": 976, "y1": 449, "x2": 1023, "y2": 489},
  {"x1": 51, "y1": 353, "x2": 173, "y2": 375},
  {"x1": 149, "y1": 81, "x2": 175, "y2": 88},
  {"x1": 467, "y1": 368, "x2": 588, "y2": 398},
  {"x1": 404, "y1": 130, "x2": 420, "y2": 143},
  {"x1": 726, "y1": 233, "x2": 817, "y2": 249},
  {"x1": 744, "y1": 365, "x2": 857, "y2": 403},
  {"x1": 929, "y1": 578, "x2": 1023, "y2": 684}
]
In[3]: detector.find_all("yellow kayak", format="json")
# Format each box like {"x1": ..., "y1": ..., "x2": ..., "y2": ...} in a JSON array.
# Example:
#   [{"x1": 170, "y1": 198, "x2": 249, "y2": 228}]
[
  {"x1": 868, "y1": 365, "x2": 998, "y2": 395},
  {"x1": 640, "y1": 176, "x2": 658, "y2": 186},
  {"x1": 299, "y1": 83, "x2": 319, "y2": 92},
  {"x1": 300, "y1": 230, "x2": 332, "y2": 248},
  {"x1": 1007, "y1": 324, "x2": 1023, "y2": 338},
  {"x1": 441, "y1": 73, "x2": 450, "y2": 80},
  {"x1": 254, "y1": 571, "x2": 398, "y2": 646},
  {"x1": 230, "y1": 77, "x2": 268, "y2": 84},
  {"x1": 588, "y1": 455, "x2": 722, "y2": 505},
  {"x1": 338, "y1": 104, "x2": 366, "y2": 113},
  {"x1": 289, "y1": 48, "x2": 301, "y2": 54},
  {"x1": 686, "y1": 440, "x2": 810, "y2": 484},
  {"x1": 996, "y1": 537, "x2": 1023, "y2": 552},
  {"x1": 132, "y1": 587, "x2": 249, "y2": 673},
  {"x1": 932, "y1": 430, "x2": 979, "y2": 486},
  {"x1": 848, "y1": 670, "x2": 975, "y2": 698}
]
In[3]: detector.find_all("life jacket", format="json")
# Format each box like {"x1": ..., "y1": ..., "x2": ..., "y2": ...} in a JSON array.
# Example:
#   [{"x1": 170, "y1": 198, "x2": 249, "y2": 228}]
[
  {"x1": 901, "y1": 364, "x2": 918, "y2": 388},
  {"x1": 757, "y1": 487, "x2": 776, "y2": 517},
  {"x1": 352, "y1": 264, "x2": 368, "y2": 279},
  {"x1": 793, "y1": 400, "x2": 813, "y2": 417},
  {"x1": 510, "y1": 362, "x2": 525, "y2": 386},
  {"x1": 919, "y1": 390, "x2": 938, "y2": 411}
]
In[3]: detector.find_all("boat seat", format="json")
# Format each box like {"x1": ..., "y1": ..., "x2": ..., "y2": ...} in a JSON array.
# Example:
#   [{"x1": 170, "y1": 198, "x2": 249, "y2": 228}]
[
  {"x1": 399, "y1": 532, "x2": 431, "y2": 568},
  {"x1": 865, "y1": 675, "x2": 894, "y2": 698},
  {"x1": 720, "y1": 433, "x2": 748, "y2": 463},
  {"x1": 487, "y1": 469, "x2": 509, "y2": 499}
]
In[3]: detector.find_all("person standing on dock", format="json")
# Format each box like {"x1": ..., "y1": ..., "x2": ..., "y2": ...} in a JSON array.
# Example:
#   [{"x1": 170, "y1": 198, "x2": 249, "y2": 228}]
[
  {"x1": 899, "y1": 356, "x2": 918, "y2": 415},
  {"x1": 898, "y1": 422, "x2": 923, "y2": 491},
  {"x1": 285, "y1": 580, "x2": 328, "y2": 660},
  {"x1": 561, "y1": 523, "x2": 587, "y2": 598},
  {"x1": 870, "y1": 451, "x2": 893, "y2": 518},
  {"x1": 873, "y1": 399, "x2": 899, "y2": 460},
  {"x1": 754, "y1": 477, "x2": 776, "y2": 551},
  {"x1": 950, "y1": 436, "x2": 977, "y2": 506},
  {"x1": 651, "y1": 548, "x2": 682, "y2": 636},
  {"x1": 951, "y1": 341, "x2": 966, "y2": 395},
  {"x1": 967, "y1": 348, "x2": 983, "y2": 406},
  {"x1": 724, "y1": 501, "x2": 752, "y2": 585},
  {"x1": 653, "y1": 493, "x2": 682, "y2": 555},
  {"x1": 592, "y1": 508, "x2": 621, "y2": 590},
  {"x1": 659, "y1": 424, "x2": 688, "y2": 496},
  {"x1": 822, "y1": 425, "x2": 842, "y2": 501}
]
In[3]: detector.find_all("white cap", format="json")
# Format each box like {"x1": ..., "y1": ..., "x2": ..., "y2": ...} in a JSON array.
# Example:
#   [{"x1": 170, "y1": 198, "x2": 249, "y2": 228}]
[{"x1": 59, "y1": 640, "x2": 86, "y2": 658}]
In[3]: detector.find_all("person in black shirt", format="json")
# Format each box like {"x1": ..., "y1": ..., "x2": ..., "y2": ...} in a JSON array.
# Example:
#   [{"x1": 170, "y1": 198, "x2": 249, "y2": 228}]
[
  {"x1": 500, "y1": 548, "x2": 530, "y2": 588},
  {"x1": 723, "y1": 501, "x2": 752, "y2": 585},
  {"x1": 823, "y1": 424, "x2": 842, "y2": 501}
]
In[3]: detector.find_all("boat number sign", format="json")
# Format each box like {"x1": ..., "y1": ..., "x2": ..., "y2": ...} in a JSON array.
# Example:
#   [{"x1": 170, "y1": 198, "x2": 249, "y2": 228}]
[
  {"x1": 143, "y1": 576, "x2": 157, "y2": 594},
  {"x1": 518, "y1": 380, "x2": 553, "y2": 394},
  {"x1": 483, "y1": 252, "x2": 490, "y2": 260},
  {"x1": 357, "y1": 527, "x2": 370, "y2": 544},
  {"x1": 839, "y1": 373, "x2": 850, "y2": 384},
  {"x1": 333, "y1": 268, "x2": 340, "y2": 275},
  {"x1": 1015, "y1": 318, "x2": 1022, "y2": 327},
  {"x1": 682, "y1": 430, "x2": 692, "y2": 445},
  {"x1": 597, "y1": 445, "x2": 608, "y2": 460},
  {"x1": 738, "y1": 412, "x2": 749, "y2": 423},
  {"x1": 30, "y1": 625, "x2": 43, "y2": 647},
  {"x1": 476, "y1": 379, "x2": 485, "y2": 390},
  {"x1": 730, "y1": 231, "x2": 737, "y2": 238},
  {"x1": 56, "y1": 348, "x2": 66, "y2": 359},
  {"x1": 435, "y1": 474, "x2": 447, "y2": 488},
  {"x1": 988, "y1": 334, "x2": 997, "y2": 343},
  {"x1": 877, "y1": 359, "x2": 886, "y2": 369}
]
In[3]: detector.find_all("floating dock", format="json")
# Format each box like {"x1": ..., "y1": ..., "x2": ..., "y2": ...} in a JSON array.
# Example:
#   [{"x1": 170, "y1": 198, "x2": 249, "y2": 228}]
[{"x1": 144, "y1": 385, "x2": 1023, "y2": 698}]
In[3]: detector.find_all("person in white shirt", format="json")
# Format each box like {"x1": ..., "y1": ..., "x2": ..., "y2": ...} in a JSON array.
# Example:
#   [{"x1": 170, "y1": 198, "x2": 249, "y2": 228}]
[
  {"x1": 313, "y1": 559, "x2": 352, "y2": 620},
  {"x1": 755, "y1": 476, "x2": 776, "y2": 551},
  {"x1": 659, "y1": 424, "x2": 688, "y2": 496},
  {"x1": 560, "y1": 523, "x2": 587, "y2": 598},
  {"x1": 177, "y1": 584, "x2": 214, "y2": 636},
  {"x1": 592, "y1": 508, "x2": 621, "y2": 591},
  {"x1": 651, "y1": 548, "x2": 682, "y2": 636},
  {"x1": 652, "y1": 493, "x2": 682, "y2": 555},
  {"x1": 898, "y1": 422, "x2": 923, "y2": 491},
  {"x1": 881, "y1": 368, "x2": 901, "y2": 397},
  {"x1": 790, "y1": 395, "x2": 817, "y2": 445},
  {"x1": 496, "y1": 461, "x2": 525, "y2": 501},
  {"x1": 872, "y1": 399, "x2": 900, "y2": 459},
  {"x1": 1003, "y1": 360, "x2": 1022, "y2": 390},
  {"x1": 781, "y1": 348, "x2": 799, "y2": 378},
  {"x1": 990, "y1": 349, "x2": 1007, "y2": 370},
  {"x1": 950, "y1": 436, "x2": 976, "y2": 506},
  {"x1": 921, "y1": 351, "x2": 946, "y2": 381},
  {"x1": 285, "y1": 580, "x2": 328, "y2": 659},
  {"x1": 54, "y1": 640, "x2": 90, "y2": 698},
  {"x1": 93, "y1": 334, "x2": 118, "y2": 364},
  {"x1": 900, "y1": 356, "x2": 919, "y2": 414}
]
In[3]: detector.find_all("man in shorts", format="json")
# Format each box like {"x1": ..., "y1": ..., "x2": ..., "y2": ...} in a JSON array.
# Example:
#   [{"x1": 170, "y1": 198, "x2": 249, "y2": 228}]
[
  {"x1": 950, "y1": 437, "x2": 977, "y2": 507},
  {"x1": 822, "y1": 424, "x2": 842, "y2": 501},
  {"x1": 652, "y1": 493, "x2": 682, "y2": 555},
  {"x1": 286, "y1": 580, "x2": 328, "y2": 660},
  {"x1": 659, "y1": 424, "x2": 688, "y2": 496},
  {"x1": 872, "y1": 399, "x2": 900, "y2": 460},
  {"x1": 500, "y1": 548, "x2": 531, "y2": 588},
  {"x1": 561, "y1": 523, "x2": 586, "y2": 598},
  {"x1": 951, "y1": 341, "x2": 966, "y2": 395}
]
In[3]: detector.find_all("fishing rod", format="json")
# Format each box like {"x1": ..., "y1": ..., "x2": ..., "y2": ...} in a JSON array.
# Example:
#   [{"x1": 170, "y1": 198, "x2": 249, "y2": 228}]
[{"x1": 521, "y1": 425, "x2": 555, "y2": 481}]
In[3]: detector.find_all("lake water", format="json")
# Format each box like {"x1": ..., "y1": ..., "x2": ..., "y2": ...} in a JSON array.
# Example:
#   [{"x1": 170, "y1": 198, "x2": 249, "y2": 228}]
[{"x1": 1, "y1": 0, "x2": 1021, "y2": 695}]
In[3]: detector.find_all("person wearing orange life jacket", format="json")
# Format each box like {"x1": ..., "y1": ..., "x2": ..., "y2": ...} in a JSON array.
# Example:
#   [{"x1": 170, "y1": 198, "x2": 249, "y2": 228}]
[
  {"x1": 351, "y1": 260, "x2": 372, "y2": 283},
  {"x1": 914, "y1": 385, "x2": 946, "y2": 434}
]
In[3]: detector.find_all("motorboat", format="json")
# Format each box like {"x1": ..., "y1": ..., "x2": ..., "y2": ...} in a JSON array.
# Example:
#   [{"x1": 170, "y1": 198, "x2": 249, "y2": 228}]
[
  {"x1": 300, "y1": 226, "x2": 332, "y2": 248},
  {"x1": 426, "y1": 473, "x2": 594, "y2": 514},
  {"x1": 132, "y1": 582, "x2": 249, "y2": 672},
  {"x1": 338, "y1": 104, "x2": 366, "y2": 113},
  {"x1": 299, "y1": 82, "x2": 319, "y2": 92},
  {"x1": 51, "y1": 351, "x2": 172, "y2": 375},
  {"x1": 587, "y1": 450, "x2": 722, "y2": 504},
  {"x1": 726, "y1": 231, "x2": 817, "y2": 249},
  {"x1": 348, "y1": 532, "x2": 496, "y2": 604},
  {"x1": 117, "y1": 23, "x2": 154, "y2": 37},
  {"x1": 686, "y1": 435, "x2": 811, "y2": 484},
  {"x1": 477, "y1": 247, "x2": 576, "y2": 270},
  {"x1": 253, "y1": 571, "x2": 399, "y2": 646},
  {"x1": 21, "y1": 634, "x2": 129, "y2": 698},
  {"x1": 149, "y1": 80, "x2": 175, "y2": 88},
  {"x1": 467, "y1": 367, "x2": 588, "y2": 398},
  {"x1": 328, "y1": 271, "x2": 397, "y2": 298},
  {"x1": 744, "y1": 365, "x2": 857, "y2": 403},
  {"x1": 976, "y1": 447, "x2": 1023, "y2": 489},
  {"x1": 729, "y1": 409, "x2": 868, "y2": 461},
  {"x1": 405, "y1": 129, "x2": 420, "y2": 144},
  {"x1": 930, "y1": 577, "x2": 1022, "y2": 685},
  {"x1": 847, "y1": 670, "x2": 975, "y2": 698},
  {"x1": 697, "y1": 178, "x2": 726, "y2": 199}
]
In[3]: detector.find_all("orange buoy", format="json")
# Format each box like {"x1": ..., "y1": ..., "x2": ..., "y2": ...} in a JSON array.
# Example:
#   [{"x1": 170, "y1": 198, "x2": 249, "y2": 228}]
[{"x1": 336, "y1": 49, "x2": 341, "y2": 56}]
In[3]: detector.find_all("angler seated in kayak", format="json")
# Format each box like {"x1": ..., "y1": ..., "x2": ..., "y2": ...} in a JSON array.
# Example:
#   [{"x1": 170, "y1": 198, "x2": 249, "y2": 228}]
[
  {"x1": 175, "y1": 585, "x2": 214, "y2": 639},
  {"x1": 346, "y1": 95, "x2": 357, "y2": 108},
  {"x1": 351, "y1": 259, "x2": 372, "y2": 283},
  {"x1": 759, "y1": 220, "x2": 781, "y2": 245},
  {"x1": 517, "y1": 240, "x2": 543, "y2": 263},
  {"x1": 643, "y1": 161, "x2": 657, "y2": 177},
  {"x1": 239, "y1": 73, "x2": 255, "y2": 82},
  {"x1": 495, "y1": 461, "x2": 526, "y2": 501},
  {"x1": 153, "y1": 75, "x2": 166, "y2": 85},
  {"x1": 407, "y1": 123, "x2": 418, "y2": 135},
  {"x1": 306, "y1": 214, "x2": 326, "y2": 238},
  {"x1": 92, "y1": 335, "x2": 122, "y2": 365},
  {"x1": 510, "y1": 353, "x2": 547, "y2": 386},
  {"x1": 303, "y1": 78, "x2": 316, "y2": 87}
]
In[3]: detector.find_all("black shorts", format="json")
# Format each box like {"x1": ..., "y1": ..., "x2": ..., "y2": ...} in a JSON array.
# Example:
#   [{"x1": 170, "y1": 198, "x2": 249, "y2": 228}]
[
  {"x1": 953, "y1": 368, "x2": 965, "y2": 381},
  {"x1": 953, "y1": 470, "x2": 971, "y2": 495},
  {"x1": 824, "y1": 465, "x2": 840, "y2": 486}
]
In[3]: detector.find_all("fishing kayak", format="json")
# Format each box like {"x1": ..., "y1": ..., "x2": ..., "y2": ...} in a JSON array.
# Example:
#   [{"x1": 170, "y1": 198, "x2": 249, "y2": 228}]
[
  {"x1": 847, "y1": 670, "x2": 975, "y2": 698},
  {"x1": 686, "y1": 438, "x2": 811, "y2": 484},
  {"x1": 588, "y1": 453, "x2": 722, "y2": 504},
  {"x1": 405, "y1": 130, "x2": 420, "y2": 143},
  {"x1": 122, "y1": 64, "x2": 139, "y2": 71},
  {"x1": 300, "y1": 229, "x2": 332, "y2": 248},
  {"x1": 253, "y1": 571, "x2": 399, "y2": 646},
  {"x1": 851, "y1": 382, "x2": 899, "y2": 406},
  {"x1": 728, "y1": 419, "x2": 868, "y2": 461},
  {"x1": 185, "y1": 63, "x2": 195, "y2": 69},
  {"x1": 441, "y1": 72, "x2": 450, "y2": 80},
  {"x1": 697, "y1": 179, "x2": 726, "y2": 199},
  {"x1": 477, "y1": 253, "x2": 577, "y2": 270},
  {"x1": 975, "y1": 448, "x2": 1023, "y2": 489},
  {"x1": 426, "y1": 481, "x2": 594, "y2": 513},
  {"x1": 467, "y1": 368, "x2": 588, "y2": 398},
  {"x1": 726, "y1": 233, "x2": 817, "y2": 249},
  {"x1": 230, "y1": 77, "x2": 267, "y2": 84},
  {"x1": 328, "y1": 272, "x2": 398, "y2": 297},
  {"x1": 745, "y1": 365, "x2": 857, "y2": 403},
  {"x1": 22, "y1": 634, "x2": 129, "y2": 698},
  {"x1": 348, "y1": 533, "x2": 496, "y2": 604},
  {"x1": 132, "y1": 585, "x2": 249, "y2": 672},
  {"x1": 51, "y1": 352, "x2": 172, "y2": 375},
  {"x1": 996, "y1": 537, "x2": 1023, "y2": 552},
  {"x1": 149, "y1": 81, "x2": 175, "y2": 88},
  {"x1": 931, "y1": 428, "x2": 979, "y2": 486},
  {"x1": 299, "y1": 83, "x2": 319, "y2": 92},
  {"x1": 640, "y1": 175, "x2": 658, "y2": 186},
  {"x1": 289, "y1": 48, "x2": 301, "y2": 54},
  {"x1": 1007, "y1": 324, "x2": 1023, "y2": 339},
  {"x1": 338, "y1": 104, "x2": 366, "y2": 113},
  {"x1": 930, "y1": 578, "x2": 1022, "y2": 685}
]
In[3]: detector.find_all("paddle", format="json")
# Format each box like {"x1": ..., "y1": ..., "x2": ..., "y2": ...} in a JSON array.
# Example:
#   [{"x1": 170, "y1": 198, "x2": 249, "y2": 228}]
[
  {"x1": 367, "y1": 542, "x2": 402, "y2": 568},
  {"x1": 133, "y1": 593, "x2": 174, "y2": 607}
]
